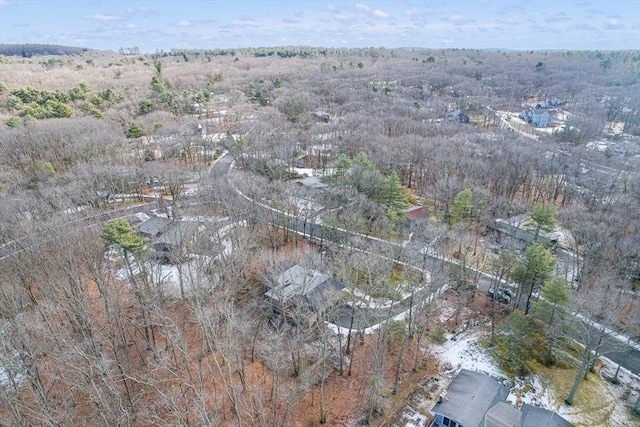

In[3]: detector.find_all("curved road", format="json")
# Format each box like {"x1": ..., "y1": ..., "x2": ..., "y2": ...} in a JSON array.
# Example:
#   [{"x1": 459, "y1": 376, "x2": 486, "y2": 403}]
[{"x1": 2, "y1": 152, "x2": 639, "y2": 375}]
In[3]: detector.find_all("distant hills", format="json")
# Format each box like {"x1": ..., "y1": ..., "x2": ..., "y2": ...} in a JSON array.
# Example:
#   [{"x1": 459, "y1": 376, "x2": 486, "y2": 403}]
[{"x1": 0, "y1": 44, "x2": 89, "y2": 57}]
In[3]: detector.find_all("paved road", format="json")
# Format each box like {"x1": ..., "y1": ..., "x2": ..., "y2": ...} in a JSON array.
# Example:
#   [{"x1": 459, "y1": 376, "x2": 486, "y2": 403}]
[
  {"x1": 218, "y1": 155, "x2": 640, "y2": 375},
  {"x1": 3, "y1": 152, "x2": 639, "y2": 375}
]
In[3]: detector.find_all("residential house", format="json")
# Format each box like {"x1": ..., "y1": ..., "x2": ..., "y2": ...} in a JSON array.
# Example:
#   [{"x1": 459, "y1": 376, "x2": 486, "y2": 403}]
[
  {"x1": 446, "y1": 109, "x2": 470, "y2": 124},
  {"x1": 137, "y1": 216, "x2": 171, "y2": 238},
  {"x1": 151, "y1": 221, "x2": 202, "y2": 263},
  {"x1": 485, "y1": 219, "x2": 557, "y2": 250},
  {"x1": 137, "y1": 216, "x2": 210, "y2": 263},
  {"x1": 431, "y1": 369, "x2": 510, "y2": 427},
  {"x1": 519, "y1": 108, "x2": 550, "y2": 127},
  {"x1": 265, "y1": 264, "x2": 345, "y2": 328},
  {"x1": 313, "y1": 111, "x2": 332, "y2": 123},
  {"x1": 430, "y1": 369, "x2": 573, "y2": 427},
  {"x1": 294, "y1": 176, "x2": 327, "y2": 190},
  {"x1": 404, "y1": 205, "x2": 426, "y2": 221}
]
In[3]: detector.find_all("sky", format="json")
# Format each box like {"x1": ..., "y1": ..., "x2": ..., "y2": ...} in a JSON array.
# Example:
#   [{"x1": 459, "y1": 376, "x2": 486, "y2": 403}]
[{"x1": 0, "y1": 0, "x2": 639, "y2": 52}]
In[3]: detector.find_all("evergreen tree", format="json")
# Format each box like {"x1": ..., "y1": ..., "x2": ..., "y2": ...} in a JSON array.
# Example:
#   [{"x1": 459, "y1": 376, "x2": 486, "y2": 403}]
[
  {"x1": 377, "y1": 170, "x2": 409, "y2": 221},
  {"x1": 495, "y1": 310, "x2": 535, "y2": 374},
  {"x1": 127, "y1": 122, "x2": 144, "y2": 139},
  {"x1": 332, "y1": 154, "x2": 351, "y2": 183},
  {"x1": 100, "y1": 219, "x2": 146, "y2": 255},
  {"x1": 530, "y1": 202, "x2": 556, "y2": 240},
  {"x1": 450, "y1": 188, "x2": 473, "y2": 225},
  {"x1": 533, "y1": 276, "x2": 572, "y2": 364},
  {"x1": 512, "y1": 241, "x2": 555, "y2": 314}
]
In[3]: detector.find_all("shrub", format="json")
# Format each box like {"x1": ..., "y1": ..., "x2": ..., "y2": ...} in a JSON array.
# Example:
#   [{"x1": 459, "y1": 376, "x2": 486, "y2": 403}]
[{"x1": 429, "y1": 326, "x2": 447, "y2": 344}]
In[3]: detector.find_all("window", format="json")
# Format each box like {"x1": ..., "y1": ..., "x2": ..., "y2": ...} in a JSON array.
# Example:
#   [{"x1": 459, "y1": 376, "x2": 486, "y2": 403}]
[{"x1": 440, "y1": 417, "x2": 459, "y2": 427}]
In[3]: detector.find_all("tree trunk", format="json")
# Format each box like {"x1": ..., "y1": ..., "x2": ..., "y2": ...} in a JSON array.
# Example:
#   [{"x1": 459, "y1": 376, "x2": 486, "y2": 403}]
[{"x1": 566, "y1": 346, "x2": 591, "y2": 405}]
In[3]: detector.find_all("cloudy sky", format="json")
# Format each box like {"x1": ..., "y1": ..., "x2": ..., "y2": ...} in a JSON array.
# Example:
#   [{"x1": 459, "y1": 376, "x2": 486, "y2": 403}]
[{"x1": 0, "y1": 0, "x2": 638, "y2": 52}]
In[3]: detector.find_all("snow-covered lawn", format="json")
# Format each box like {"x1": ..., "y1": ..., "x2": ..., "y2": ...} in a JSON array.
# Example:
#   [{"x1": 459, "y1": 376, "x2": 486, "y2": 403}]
[
  {"x1": 394, "y1": 293, "x2": 640, "y2": 426},
  {"x1": 116, "y1": 255, "x2": 215, "y2": 297},
  {"x1": 424, "y1": 326, "x2": 640, "y2": 426},
  {"x1": 430, "y1": 328, "x2": 506, "y2": 381}
]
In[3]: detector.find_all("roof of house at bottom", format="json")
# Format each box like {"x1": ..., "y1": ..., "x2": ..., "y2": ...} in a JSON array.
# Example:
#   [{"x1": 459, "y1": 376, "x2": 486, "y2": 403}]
[
  {"x1": 432, "y1": 369, "x2": 510, "y2": 427},
  {"x1": 520, "y1": 404, "x2": 573, "y2": 427}
]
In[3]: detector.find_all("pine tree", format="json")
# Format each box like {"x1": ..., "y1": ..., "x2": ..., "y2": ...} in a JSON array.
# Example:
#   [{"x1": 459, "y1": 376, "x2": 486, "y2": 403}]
[
  {"x1": 530, "y1": 202, "x2": 556, "y2": 240},
  {"x1": 450, "y1": 188, "x2": 473, "y2": 225}
]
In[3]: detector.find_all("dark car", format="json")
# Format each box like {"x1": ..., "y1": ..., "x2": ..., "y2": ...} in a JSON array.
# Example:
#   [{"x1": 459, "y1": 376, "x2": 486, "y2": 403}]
[{"x1": 487, "y1": 288, "x2": 513, "y2": 304}]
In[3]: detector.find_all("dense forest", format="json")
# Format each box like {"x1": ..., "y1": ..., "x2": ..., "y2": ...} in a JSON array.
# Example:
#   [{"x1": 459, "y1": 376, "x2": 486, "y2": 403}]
[
  {"x1": 0, "y1": 47, "x2": 638, "y2": 426},
  {"x1": 0, "y1": 44, "x2": 90, "y2": 57}
]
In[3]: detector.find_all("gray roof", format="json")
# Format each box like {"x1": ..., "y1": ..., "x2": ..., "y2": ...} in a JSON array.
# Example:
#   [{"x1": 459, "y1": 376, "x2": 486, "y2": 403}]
[
  {"x1": 265, "y1": 265, "x2": 344, "y2": 309},
  {"x1": 432, "y1": 369, "x2": 510, "y2": 427},
  {"x1": 486, "y1": 402, "x2": 522, "y2": 427},
  {"x1": 305, "y1": 278, "x2": 345, "y2": 311},
  {"x1": 486, "y1": 220, "x2": 554, "y2": 246},
  {"x1": 138, "y1": 217, "x2": 171, "y2": 237},
  {"x1": 152, "y1": 221, "x2": 200, "y2": 247},
  {"x1": 520, "y1": 404, "x2": 574, "y2": 427},
  {"x1": 294, "y1": 176, "x2": 327, "y2": 189}
]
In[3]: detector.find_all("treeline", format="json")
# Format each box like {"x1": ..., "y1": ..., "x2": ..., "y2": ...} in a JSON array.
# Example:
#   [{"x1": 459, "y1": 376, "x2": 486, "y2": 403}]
[{"x1": 0, "y1": 44, "x2": 88, "y2": 57}]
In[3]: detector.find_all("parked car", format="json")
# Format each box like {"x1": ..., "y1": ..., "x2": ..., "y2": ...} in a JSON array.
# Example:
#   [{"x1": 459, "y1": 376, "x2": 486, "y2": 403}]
[{"x1": 487, "y1": 288, "x2": 513, "y2": 304}]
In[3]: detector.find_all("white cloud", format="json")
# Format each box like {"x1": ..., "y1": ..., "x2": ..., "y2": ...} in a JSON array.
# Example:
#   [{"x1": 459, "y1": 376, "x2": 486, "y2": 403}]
[
  {"x1": 176, "y1": 20, "x2": 192, "y2": 27},
  {"x1": 355, "y1": 3, "x2": 389, "y2": 19},
  {"x1": 333, "y1": 13, "x2": 349, "y2": 22},
  {"x1": 604, "y1": 17, "x2": 623, "y2": 29},
  {"x1": 445, "y1": 14, "x2": 475, "y2": 26},
  {"x1": 373, "y1": 9, "x2": 389, "y2": 19},
  {"x1": 231, "y1": 19, "x2": 260, "y2": 27},
  {"x1": 404, "y1": 8, "x2": 425, "y2": 18},
  {"x1": 84, "y1": 14, "x2": 124, "y2": 21},
  {"x1": 497, "y1": 17, "x2": 519, "y2": 26}
]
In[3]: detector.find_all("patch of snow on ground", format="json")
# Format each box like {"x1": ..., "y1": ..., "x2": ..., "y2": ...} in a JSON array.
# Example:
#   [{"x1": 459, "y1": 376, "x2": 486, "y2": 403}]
[
  {"x1": 117, "y1": 256, "x2": 215, "y2": 297},
  {"x1": 181, "y1": 215, "x2": 230, "y2": 223},
  {"x1": 134, "y1": 212, "x2": 150, "y2": 222},
  {"x1": 399, "y1": 409, "x2": 427, "y2": 427},
  {"x1": 431, "y1": 328, "x2": 507, "y2": 381},
  {"x1": 292, "y1": 167, "x2": 315, "y2": 176},
  {"x1": 182, "y1": 183, "x2": 200, "y2": 196},
  {"x1": 288, "y1": 196, "x2": 323, "y2": 215}
]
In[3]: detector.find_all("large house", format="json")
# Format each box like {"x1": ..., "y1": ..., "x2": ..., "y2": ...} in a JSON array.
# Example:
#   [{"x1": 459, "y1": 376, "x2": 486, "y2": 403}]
[
  {"x1": 137, "y1": 218, "x2": 202, "y2": 263},
  {"x1": 446, "y1": 109, "x2": 470, "y2": 124},
  {"x1": 519, "y1": 107, "x2": 550, "y2": 127},
  {"x1": 431, "y1": 369, "x2": 573, "y2": 427},
  {"x1": 265, "y1": 264, "x2": 345, "y2": 328}
]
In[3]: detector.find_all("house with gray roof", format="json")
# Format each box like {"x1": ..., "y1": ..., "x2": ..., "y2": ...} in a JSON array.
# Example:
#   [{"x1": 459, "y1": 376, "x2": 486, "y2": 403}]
[
  {"x1": 520, "y1": 107, "x2": 550, "y2": 127},
  {"x1": 431, "y1": 369, "x2": 509, "y2": 427},
  {"x1": 520, "y1": 404, "x2": 573, "y2": 427},
  {"x1": 430, "y1": 370, "x2": 573, "y2": 427},
  {"x1": 294, "y1": 176, "x2": 327, "y2": 190},
  {"x1": 446, "y1": 109, "x2": 470, "y2": 124},
  {"x1": 151, "y1": 221, "x2": 202, "y2": 263},
  {"x1": 265, "y1": 264, "x2": 345, "y2": 327},
  {"x1": 137, "y1": 217, "x2": 171, "y2": 238}
]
